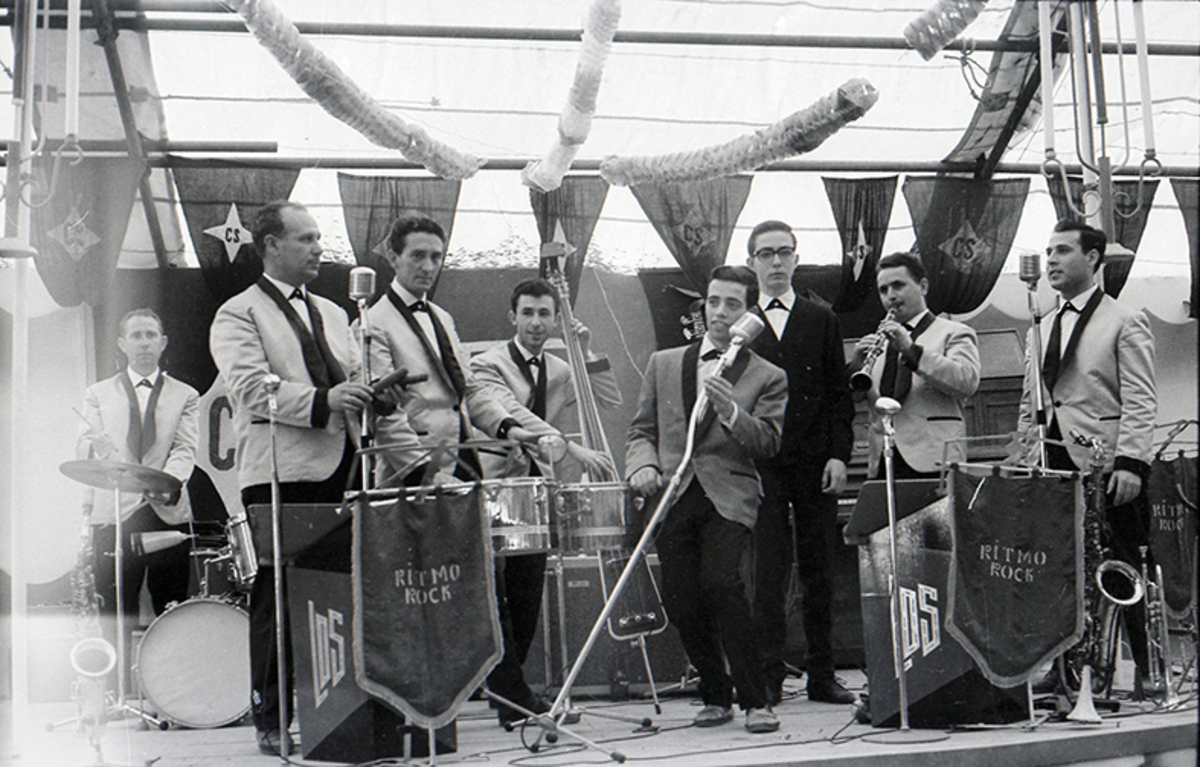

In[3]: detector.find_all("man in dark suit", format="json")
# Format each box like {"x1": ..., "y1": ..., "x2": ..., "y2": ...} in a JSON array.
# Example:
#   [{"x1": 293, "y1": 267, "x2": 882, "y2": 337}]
[
  {"x1": 469, "y1": 278, "x2": 621, "y2": 726},
  {"x1": 626, "y1": 265, "x2": 786, "y2": 734},
  {"x1": 76, "y1": 308, "x2": 199, "y2": 663},
  {"x1": 210, "y1": 200, "x2": 377, "y2": 755},
  {"x1": 744, "y1": 220, "x2": 857, "y2": 706},
  {"x1": 849, "y1": 251, "x2": 980, "y2": 479},
  {"x1": 1018, "y1": 219, "x2": 1157, "y2": 679}
]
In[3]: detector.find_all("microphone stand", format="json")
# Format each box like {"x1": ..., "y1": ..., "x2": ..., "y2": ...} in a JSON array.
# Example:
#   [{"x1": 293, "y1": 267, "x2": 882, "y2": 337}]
[
  {"x1": 1024, "y1": 271, "x2": 1049, "y2": 469},
  {"x1": 266, "y1": 375, "x2": 290, "y2": 755},
  {"x1": 531, "y1": 342, "x2": 745, "y2": 759},
  {"x1": 863, "y1": 397, "x2": 947, "y2": 744},
  {"x1": 356, "y1": 292, "x2": 374, "y2": 491}
]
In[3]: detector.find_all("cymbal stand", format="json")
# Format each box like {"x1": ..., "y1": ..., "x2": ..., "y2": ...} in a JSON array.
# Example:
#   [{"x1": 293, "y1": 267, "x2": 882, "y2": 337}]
[{"x1": 862, "y1": 397, "x2": 945, "y2": 744}]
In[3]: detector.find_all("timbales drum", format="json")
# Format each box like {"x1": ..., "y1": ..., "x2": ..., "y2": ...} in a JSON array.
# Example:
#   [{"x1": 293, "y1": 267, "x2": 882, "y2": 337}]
[
  {"x1": 135, "y1": 598, "x2": 251, "y2": 728},
  {"x1": 555, "y1": 482, "x2": 633, "y2": 555},
  {"x1": 481, "y1": 477, "x2": 555, "y2": 554}
]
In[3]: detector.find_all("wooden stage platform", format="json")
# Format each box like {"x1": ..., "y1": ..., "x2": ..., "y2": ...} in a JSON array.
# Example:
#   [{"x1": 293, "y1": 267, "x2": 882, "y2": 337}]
[{"x1": 5, "y1": 670, "x2": 1196, "y2": 767}]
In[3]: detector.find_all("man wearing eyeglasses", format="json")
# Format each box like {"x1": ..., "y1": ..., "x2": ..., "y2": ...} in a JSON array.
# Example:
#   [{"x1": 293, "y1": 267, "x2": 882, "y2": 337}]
[{"x1": 745, "y1": 219, "x2": 857, "y2": 706}]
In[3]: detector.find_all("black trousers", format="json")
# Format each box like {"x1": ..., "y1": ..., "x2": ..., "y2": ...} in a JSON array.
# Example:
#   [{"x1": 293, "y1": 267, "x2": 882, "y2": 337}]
[
  {"x1": 1047, "y1": 442, "x2": 1151, "y2": 673},
  {"x1": 242, "y1": 441, "x2": 355, "y2": 733},
  {"x1": 486, "y1": 552, "x2": 547, "y2": 709},
  {"x1": 656, "y1": 481, "x2": 768, "y2": 711},
  {"x1": 91, "y1": 504, "x2": 191, "y2": 687},
  {"x1": 753, "y1": 464, "x2": 840, "y2": 689},
  {"x1": 870, "y1": 448, "x2": 938, "y2": 481}
]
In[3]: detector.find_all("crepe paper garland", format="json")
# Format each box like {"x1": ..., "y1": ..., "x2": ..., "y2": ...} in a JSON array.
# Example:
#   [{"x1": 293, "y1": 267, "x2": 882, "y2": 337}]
[
  {"x1": 522, "y1": 0, "x2": 622, "y2": 193},
  {"x1": 599, "y1": 78, "x2": 879, "y2": 188},
  {"x1": 227, "y1": 0, "x2": 485, "y2": 180},
  {"x1": 904, "y1": 0, "x2": 990, "y2": 61}
]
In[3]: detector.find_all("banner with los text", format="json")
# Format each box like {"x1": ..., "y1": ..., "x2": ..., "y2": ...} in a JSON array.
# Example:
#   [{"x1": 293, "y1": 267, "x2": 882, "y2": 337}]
[{"x1": 945, "y1": 468, "x2": 1084, "y2": 687}]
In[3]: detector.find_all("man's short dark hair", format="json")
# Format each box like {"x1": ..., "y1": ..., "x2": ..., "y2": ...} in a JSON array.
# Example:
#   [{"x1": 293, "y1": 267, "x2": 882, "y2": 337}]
[
  {"x1": 510, "y1": 278, "x2": 559, "y2": 312},
  {"x1": 707, "y1": 265, "x2": 760, "y2": 308},
  {"x1": 388, "y1": 215, "x2": 446, "y2": 256},
  {"x1": 1053, "y1": 219, "x2": 1107, "y2": 271},
  {"x1": 746, "y1": 220, "x2": 796, "y2": 256},
  {"x1": 118, "y1": 307, "x2": 164, "y2": 336},
  {"x1": 877, "y1": 251, "x2": 927, "y2": 283},
  {"x1": 252, "y1": 200, "x2": 308, "y2": 255}
]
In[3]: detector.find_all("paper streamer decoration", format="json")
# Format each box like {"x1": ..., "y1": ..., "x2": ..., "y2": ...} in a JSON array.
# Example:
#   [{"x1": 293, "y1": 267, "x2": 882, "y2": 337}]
[
  {"x1": 226, "y1": 0, "x2": 484, "y2": 180},
  {"x1": 522, "y1": 0, "x2": 622, "y2": 192},
  {"x1": 599, "y1": 79, "x2": 878, "y2": 187},
  {"x1": 904, "y1": 0, "x2": 990, "y2": 61}
]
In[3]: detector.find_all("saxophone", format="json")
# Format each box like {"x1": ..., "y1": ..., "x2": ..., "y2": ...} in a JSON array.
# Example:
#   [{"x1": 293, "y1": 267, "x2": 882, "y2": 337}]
[{"x1": 69, "y1": 509, "x2": 117, "y2": 744}]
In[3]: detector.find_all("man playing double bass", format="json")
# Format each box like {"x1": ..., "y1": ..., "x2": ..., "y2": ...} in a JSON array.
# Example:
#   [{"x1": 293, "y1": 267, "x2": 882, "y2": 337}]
[{"x1": 469, "y1": 277, "x2": 622, "y2": 726}]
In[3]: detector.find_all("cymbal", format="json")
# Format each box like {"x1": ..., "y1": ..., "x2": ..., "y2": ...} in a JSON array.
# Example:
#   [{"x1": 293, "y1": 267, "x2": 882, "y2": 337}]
[{"x1": 60, "y1": 459, "x2": 182, "y2": 496}]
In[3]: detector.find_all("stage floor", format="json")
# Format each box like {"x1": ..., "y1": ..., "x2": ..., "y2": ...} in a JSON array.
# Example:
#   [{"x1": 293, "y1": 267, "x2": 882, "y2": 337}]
[{"x1": 5, "y1": 670, "x2": 1197, "y2": 767}]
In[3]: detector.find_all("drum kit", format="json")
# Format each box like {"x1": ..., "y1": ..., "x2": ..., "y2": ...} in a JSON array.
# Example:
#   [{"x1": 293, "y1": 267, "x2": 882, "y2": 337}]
[{"x1": 58, "y1": 458, "x2": 253, "y2": 731}]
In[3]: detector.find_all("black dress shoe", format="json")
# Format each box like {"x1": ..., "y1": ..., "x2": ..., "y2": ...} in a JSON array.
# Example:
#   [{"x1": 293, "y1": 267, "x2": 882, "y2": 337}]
[
  {"x1": 497, "y1": 694, "x2": 550, "y2": 727},
  {"x1": 807, "y1": 678, "x2": 856, "y2": 705},
  {"x1": 256, "y1": 729, "x2": 294, "y2": 756}
]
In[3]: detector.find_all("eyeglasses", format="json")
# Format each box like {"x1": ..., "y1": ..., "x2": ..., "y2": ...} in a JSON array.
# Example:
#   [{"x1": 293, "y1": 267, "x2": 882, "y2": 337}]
[{"x1": 752, "y1": 246, "x2": 796, "y2": 262}]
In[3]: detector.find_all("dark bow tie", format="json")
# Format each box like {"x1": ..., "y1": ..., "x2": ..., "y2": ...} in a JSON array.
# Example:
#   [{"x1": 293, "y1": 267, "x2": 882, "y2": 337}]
[
  {"x1": 288, "y1": 288, "x2": 304, "y2": 301},
  {"x1": 701, "y1": 348, "x2": 721, "y2": 361},
  {"x1": 409, "y1": 299, "x2": 429, "y2": 313},
  {"x1": 1061, "y1": 301, "x2": 1077, "y2": 314},
  {"x1": 136, "y1": 378, "x2": 153, "y2": 389},
  {"x1": 765, "y1": 298, "x2": 787, "y2": 312},
  {"x1": 527, "y1": 356, "x2": 541, "y2": 367}
]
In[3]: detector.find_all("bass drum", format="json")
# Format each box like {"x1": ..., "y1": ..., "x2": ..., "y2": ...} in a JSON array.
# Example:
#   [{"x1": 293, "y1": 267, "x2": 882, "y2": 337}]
[{"x1": 135, "y1": 598, "x2": 251, "y2": 728}]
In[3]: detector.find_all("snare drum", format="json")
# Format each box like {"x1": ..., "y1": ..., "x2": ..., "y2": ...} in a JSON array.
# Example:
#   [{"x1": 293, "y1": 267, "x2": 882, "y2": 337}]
[
  {"x1": 555, "y1": 482, "x2": 633, "y2": 554},
  {"x1": 135, "y1": 598, "x2": 251, "y2": 728},
  {"x1": 481, "y1": 477, "x2": 555, "y2": 554}
]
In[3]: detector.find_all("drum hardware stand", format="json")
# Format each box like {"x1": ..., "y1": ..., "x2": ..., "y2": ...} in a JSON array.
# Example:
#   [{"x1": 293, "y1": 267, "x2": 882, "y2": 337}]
[{"x1": 861, "y1": 398, "x2": 947, "y2": 745}]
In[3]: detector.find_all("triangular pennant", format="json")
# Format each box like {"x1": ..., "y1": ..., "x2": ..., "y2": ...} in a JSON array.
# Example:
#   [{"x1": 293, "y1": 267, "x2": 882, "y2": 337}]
[
  {"x1": 632, "y1": 176, "x2": 753, "y2": 291},
  {"x1": 822, "y1": 176, "x2": 897, "y2": 313},
  {"x1": 903, "y1": 176, "x2": 1028, "y2": 315},
  {"x1": 30, "y1": 155, "x2": 143, "y2": 308},
  {"x1": 529, "y1": 177, "x2": 608, "y2": 306},
  {"x1": 172, "y1": 164, "x2": 301, "y2": 304}
]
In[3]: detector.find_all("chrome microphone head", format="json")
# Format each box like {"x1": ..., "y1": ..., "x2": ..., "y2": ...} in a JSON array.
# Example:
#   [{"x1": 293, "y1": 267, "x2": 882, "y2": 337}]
[
  {"x1": 875, "y1": 396, "x2": 902, "y2": 416},
  {"x1": 729, "y1": 312, "x2": 765, "y2": 346},
  {"x1": 1019, "y1": 252, "x2": 1041, "y2": 285},
  {"x1": 263, "y1": 374, "x2": 282, "y2": 394},
  {"x1": 348, "y1": 266, "x2": 377, "y2": 301}
]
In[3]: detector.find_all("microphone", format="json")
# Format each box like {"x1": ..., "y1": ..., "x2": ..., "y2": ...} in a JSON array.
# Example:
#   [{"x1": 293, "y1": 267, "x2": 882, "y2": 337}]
[
  {"x1": 263, "y1": 374, "x2": 282, "y2": 394},
  {"x1": 715, "y1": 312, "x2": 766, "y2": 370},
  {"x1": 1019, "y1": 252, "x2": 1041, "y2": 286},
  {"x1": 348, "y1": 266, "x2": 377, "y2": 302}
]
